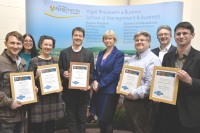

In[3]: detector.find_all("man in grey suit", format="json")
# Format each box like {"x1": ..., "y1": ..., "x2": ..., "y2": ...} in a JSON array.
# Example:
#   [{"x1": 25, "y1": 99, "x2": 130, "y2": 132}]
[
  {"x1": 154, "y1": 22, "x2": 200, "y2": 133},
  {"x1": 152, "y1": 25, "x2": 176, "y2": 62},
  {"x1": 58, "y1": 27, "x2": 95, "y2": 133}
]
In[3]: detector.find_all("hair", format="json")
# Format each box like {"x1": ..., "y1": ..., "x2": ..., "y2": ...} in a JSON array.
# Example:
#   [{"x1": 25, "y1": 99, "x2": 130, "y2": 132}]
[
  {"x1": 5, "y1": 31, "x2": 23, "y2": 42},
  {"x1": 20, "y1": 34, "x2": 38, "y2": 58},
  {"x1": 38, "y1": 35, "x2": 56, "y2": 49},
  {"x1": 174, "y1": 21, "x2": 194, "y2": 33},
  {"x1": 157, "y1": 25, "x2": 172, "y2": 35},
  {"x1": 102, "y1": 30, "x2": 118, "y2": 44},
  {"x1": 72, "y1": 27, "x2": 85, "y2": 38},
  {"x1": 134, "y1": 31, "x2": 151, "y2": 42}
]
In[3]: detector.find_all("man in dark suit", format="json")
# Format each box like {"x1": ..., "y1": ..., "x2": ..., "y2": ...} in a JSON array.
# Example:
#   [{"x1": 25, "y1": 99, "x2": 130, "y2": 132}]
[
  {"x1": 58, "y1": 27, "x2": 95, "y2": 133},
  {"x1": 154, "y1": 22, "x2": 200, "y2": 133},
  {"x1": 152, "y1": 25, "x2": 176, "y2": 62}
]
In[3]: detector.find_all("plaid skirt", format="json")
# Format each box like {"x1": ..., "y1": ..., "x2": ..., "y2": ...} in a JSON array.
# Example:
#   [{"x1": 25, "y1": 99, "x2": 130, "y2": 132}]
[{"x1": 29, "y1": 93, "x2": 65, "y2": 123}]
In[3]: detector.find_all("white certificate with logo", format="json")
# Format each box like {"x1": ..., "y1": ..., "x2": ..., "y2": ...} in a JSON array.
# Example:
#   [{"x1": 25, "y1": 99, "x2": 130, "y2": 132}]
[
  {"x1": 38, "y1": 64, "x2": 62, "y2": 95},
  {"x1": 149, "y1": 66, "x2": 180, "y2": 105},
  {"x1": 117, "y1": 65, "x2": 143, "y2": 95},
  {"x1": 10, "y1": 72, "x2": 37, "y2": 105},
  {"x1": 69, "y1": 62, "x2": 90, "y2": 89}
]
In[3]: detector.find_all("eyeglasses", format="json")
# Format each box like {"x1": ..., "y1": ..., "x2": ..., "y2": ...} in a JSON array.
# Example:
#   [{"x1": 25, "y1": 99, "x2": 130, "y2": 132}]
[
  {"x1": 157, "y1": 33, "x2": 171, "y2": 37},
  {"x1": 24, "y1": 40, "x2": 33, "y2": 43},
  {"x1": 175, "y1": 32, "x2": 191, "y2": 36},
  {"x1": 135, "y1": 39, "x2": 147, "y2": 43}
]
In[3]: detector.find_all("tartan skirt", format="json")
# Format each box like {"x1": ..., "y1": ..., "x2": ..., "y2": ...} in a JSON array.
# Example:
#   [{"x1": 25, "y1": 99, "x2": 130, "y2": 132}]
[{"x1": 29, "y1": 93, "x2": 65, "y2": 123}]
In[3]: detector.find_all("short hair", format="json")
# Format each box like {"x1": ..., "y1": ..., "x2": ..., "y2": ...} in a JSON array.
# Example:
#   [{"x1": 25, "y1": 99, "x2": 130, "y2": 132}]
[
  {"x1": 38, "y1": 35, "x2": 56, "y2": 49},
  {"x1": 102, "y1": 30, "x2": 118, "y2": 44},
  {"x1": 72, "y1": 27, "x2": 85, "y2": 37},
  {"x1": 20, "y1": 34, "x2": 38, "y2": 58},
  {"x1": 134, "y1": 31, "x2": 151, "y2": 42},
  {"x1": 157, "y1": 25, "x2": 172, "y2": 35},
  {"x1": 174, "y1": 22, "x2": 194, "y2": 33},
  {"x1": 5, "y1": 31, "x2": 23, "y2": 42}
]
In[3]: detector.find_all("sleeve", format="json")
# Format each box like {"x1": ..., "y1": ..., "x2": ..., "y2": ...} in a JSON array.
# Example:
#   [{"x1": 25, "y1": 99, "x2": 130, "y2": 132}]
[
  {"x1": 132, "y1": 57, "x2": 161, "y2": 99},
  {"x1": 0, "y1": 91, "x2": 13, "y2": 107},
  {"x1": 98, "y1": 52, "x2": 124, "y2": 90}
]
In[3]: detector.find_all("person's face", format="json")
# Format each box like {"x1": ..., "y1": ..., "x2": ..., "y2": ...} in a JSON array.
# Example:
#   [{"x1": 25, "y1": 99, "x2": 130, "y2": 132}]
[
  {"x1": 4, "y1": 36, "x2": 23, "y2": 58},
  {"x1": 134, "y1": 35, "x2": 150, "y2": 54},
  {"x1": 23, "y1": 36, "x2": 33, "y2": 52},
  {"x1": 103, "y1": 36, "x2": 115, "y2": 48},
  {"x1": 174, "y1": 27, "x2": 195, "y2": 47},
  {"x1": 157, "y1": 29, "x2": 172, "y2": 46},
  {"x1": 40, "y1": 39, "x2": 53, "y2": 55},
  {"x1": 72, "y1": 30, "x2": 84, "y2": 47}
]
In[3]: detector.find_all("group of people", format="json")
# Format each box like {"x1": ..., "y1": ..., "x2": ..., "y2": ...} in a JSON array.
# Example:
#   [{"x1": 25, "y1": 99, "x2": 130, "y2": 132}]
[{"x1": 0, "y1": 21, "x2": 200, "y2": 133}]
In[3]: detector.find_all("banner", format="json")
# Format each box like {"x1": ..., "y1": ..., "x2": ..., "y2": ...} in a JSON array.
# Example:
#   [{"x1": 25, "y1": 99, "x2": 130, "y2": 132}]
[{"x1": 26, "y1": 0, "x2": 183, "y2": 56}]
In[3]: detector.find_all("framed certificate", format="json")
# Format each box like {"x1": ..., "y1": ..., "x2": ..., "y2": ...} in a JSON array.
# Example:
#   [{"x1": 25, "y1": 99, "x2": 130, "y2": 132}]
[
  {"x1": 38, "y1": 64, "x2": 62, "y2": 95},
  {"x1": 149, "y1": 66, "x2": 180, "y2": 105},
  {"x1": 10, "y1": 72, "x2": 37, "y2": 105},
  {"x1": 69, "y1": 62, "x2": 90, "y2": 89},
  {"x1": 117, "y1": 65, "x2": 143, "y2": 95}
]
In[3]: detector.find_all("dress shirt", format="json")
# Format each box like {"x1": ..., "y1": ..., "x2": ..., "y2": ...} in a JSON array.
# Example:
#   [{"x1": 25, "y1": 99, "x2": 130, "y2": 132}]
[
  {"x1": 159, "y1": 43, "x2": 172, "y2": 62},
  {"x1": 127, "y1": 48, "x2": 161, "y2": 99}
]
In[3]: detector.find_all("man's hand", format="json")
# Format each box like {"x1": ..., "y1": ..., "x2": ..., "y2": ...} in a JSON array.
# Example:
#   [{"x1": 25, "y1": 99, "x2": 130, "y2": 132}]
[
  {"x1": 177, "y1": 70, "x2": 192, "y2": 85},
  {"x1": 11, "y1": 100, "x2": 22, "y2": 109}
]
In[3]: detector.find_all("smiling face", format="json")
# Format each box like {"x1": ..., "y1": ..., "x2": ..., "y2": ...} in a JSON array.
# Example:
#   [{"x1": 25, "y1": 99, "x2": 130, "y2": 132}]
[
  {"x1": 72, "y1": 30, "x2": 84, "y2": 47},
  {"x1": 5, "y1": 36, "x2": 23, "y2": 58},
  {"x1": 40, "y1": 39, "x2": 53, "y2": 56},
  {"x1": 157, "y1": 28, "x2": 172, "y2": 46},
  {"x1": 103, "y1": 35, "x2": 115, "y2": 48},
  {"x1": 23, "y1": 35, "x2": 33, "y2": 53},
  {"x1": 174, "y1": 27, "x2": 195, "y2": 47},
  {"x1": 134, "y1": 35, "x2": 150, "y2": 55}
]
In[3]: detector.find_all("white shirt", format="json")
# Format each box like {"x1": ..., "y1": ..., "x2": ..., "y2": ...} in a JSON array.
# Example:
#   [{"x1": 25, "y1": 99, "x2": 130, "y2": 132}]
[{"x1": 159, "y1": 43, "x2": 172, "y2": 62}]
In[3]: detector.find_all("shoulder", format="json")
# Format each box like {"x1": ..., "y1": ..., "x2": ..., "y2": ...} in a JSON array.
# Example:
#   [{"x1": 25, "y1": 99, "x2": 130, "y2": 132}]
[
  {"x1": 82, "y1": 47, "x2": 93, "y2": 54},
  {"x1": 151, "y1": 47, "x2": 159, "y2": 52},
  {"x1": 113, "y1": 46, "x2": 124, "y2": 56},
  {"x1": 60, "y1": 47, "x2": 71, "y2": 53}
]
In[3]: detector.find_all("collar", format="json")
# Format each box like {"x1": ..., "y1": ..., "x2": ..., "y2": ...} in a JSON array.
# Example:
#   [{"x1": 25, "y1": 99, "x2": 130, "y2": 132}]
[
  {"x1": 72, "y1": 46, "x2": 82, "y2": 52},
  {"x1": 159, "y1": 43, "x2": 172, "y2": 52},
  {"x1": 175, "y1": 46, "x2": 191, "y2": 59},
  {"x1": 136, "y1": 48, "x2": 151, "y2": 59}
]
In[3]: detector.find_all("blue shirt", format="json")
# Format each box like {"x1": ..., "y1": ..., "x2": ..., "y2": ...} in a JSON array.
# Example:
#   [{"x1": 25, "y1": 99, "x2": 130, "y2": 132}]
[
  {"x1": 127, "y1": 48, "x2": 161, "y2": 99},
  {"x1": 20, "y1": 52, "x2": 31, "y2": 70}
]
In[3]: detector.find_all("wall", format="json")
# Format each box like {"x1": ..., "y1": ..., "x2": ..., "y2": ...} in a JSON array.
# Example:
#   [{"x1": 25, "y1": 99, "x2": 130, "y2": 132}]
[
  {"x1": 0, "y1": 0, "x2": 25, "y2": 52},
  {"x1": 0, "y1": 0, "x2": 200, "y2": 52}
]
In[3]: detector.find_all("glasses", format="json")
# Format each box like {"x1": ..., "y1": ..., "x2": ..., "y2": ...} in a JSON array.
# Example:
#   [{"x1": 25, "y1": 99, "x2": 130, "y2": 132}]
[
  {"x1": 158, "y1": 33, "x2": 170, "y2": 37},
  {"x1": 24, "y1": 40, "x2": 33, "y2": 43},
  {"x1": 135, "y1": 39, "x2": 147, "y2": 43},
  {"x1": 175, "y1": 32, "x2": 191, "y2": 36}
]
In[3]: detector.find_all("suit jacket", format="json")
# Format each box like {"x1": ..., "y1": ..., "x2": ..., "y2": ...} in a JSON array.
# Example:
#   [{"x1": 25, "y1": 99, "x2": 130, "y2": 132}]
[
  {"x1": 58, "y1": 46, "x2": 95, "y2": 90},
  {"x1": 93, "y1": 46, "x2": 124, "y2": 94},
  {"x1": 162, "y1": 47, "x2": 200, "y2": 127},
  {"x1": 151, "y1": 44, "x2": 176, "y2": 57}
]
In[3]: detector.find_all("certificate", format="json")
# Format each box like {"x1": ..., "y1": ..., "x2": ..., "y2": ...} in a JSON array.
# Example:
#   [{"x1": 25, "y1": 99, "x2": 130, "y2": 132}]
[
  {"x1": 69, "y1": 62, "x2": 90, "y2": 89},
  {"x1": 117, "y1": 65, "x2": 143, "y2": 95},
  {"x1": 38, "y1": 64, "x2": 62, "y2": 95},
  {"x1": 10, "y1": 72, "x2": 37, "y2": 105},
  {"x1": 149, "y1": 66, "x2": 180, "y2": 105}
]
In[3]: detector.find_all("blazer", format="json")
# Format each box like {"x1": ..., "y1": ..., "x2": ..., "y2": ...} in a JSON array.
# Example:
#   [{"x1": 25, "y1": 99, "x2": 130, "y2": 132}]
[
  {"x1": 162, "y1": 47, "x2": 200, "y2": 127},
  {"x1": 151, "y1": 44, "x2": 176, "y2": 57},
  {"x1": 93, "y1": 46, "x2": 124, "y2": 94}
]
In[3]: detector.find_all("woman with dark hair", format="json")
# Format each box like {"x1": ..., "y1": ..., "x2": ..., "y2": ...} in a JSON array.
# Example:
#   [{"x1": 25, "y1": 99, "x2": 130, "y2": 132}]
[
  {"x1": 28, "y1": 35, "x2": 64, "y2": 133},
  {"x1": 20, "y1": 34, "x2": 38, "y2": 70}
]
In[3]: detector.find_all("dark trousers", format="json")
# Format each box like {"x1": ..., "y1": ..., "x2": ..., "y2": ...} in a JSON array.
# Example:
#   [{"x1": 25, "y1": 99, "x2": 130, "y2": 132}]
[
  {"x1": 64, "y1": 90, "x2": 90, "y2": 133},
  {"x1": 0, "y1": 121, "x2": 24, "y2": 133},
  {"x1": 153, "y1": 103, "x2": 200, "y2": 133},
  {"x1": 123, "y1": 98, "x2": 156, "y2": 133},
  {"x1": 30, "y1": 120, "x2": 55, "y2": 133}
]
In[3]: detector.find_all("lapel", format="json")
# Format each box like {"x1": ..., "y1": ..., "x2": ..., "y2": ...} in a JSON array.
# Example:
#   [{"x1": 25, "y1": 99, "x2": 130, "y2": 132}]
[
  {"x1": 168, "y1": 50, "x2": 176, "y2": 67},
  {"x1": 182, "y1": 47, "x2": 195, "y2": 71},
  {"x1": 97, "y1": 46, "x2": 117, "y2": 72}
]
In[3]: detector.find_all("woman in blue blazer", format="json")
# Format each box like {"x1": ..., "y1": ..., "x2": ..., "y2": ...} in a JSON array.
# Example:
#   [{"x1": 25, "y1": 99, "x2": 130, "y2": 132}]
[{"x1": 90, "y1": 30, "x2": 124, "y2": 133}]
